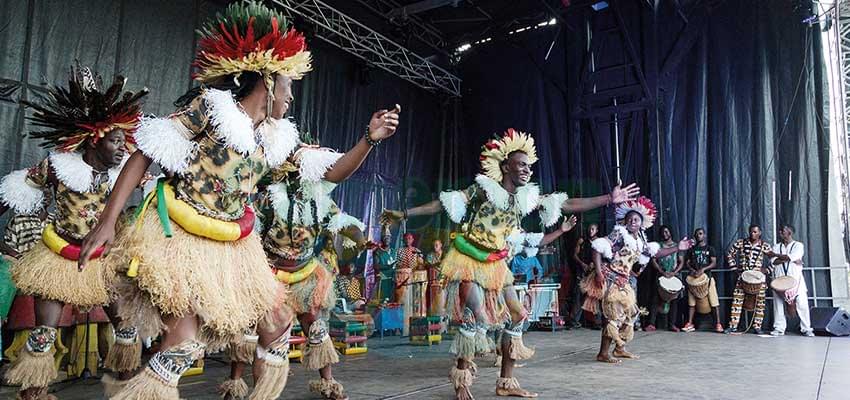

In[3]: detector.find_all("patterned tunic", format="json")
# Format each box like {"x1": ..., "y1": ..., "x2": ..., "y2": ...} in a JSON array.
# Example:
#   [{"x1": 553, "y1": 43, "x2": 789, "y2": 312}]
[
  {"x1": 170, "y1": 96, "x2": 269, "y2": 221},
  {"x1": 726, "y1": 239, "x2": 771, "y2": 272},
  {"x1": 3, "y1": 214, "x2": 48, "y2": 254},
  {"x1": 23, "y1": 153, "x2": 123, "y2": 241}
]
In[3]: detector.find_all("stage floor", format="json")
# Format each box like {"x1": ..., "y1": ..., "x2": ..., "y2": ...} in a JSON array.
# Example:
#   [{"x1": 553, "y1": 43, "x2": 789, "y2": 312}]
[{"x1": 3, "y1": 327, "x2": 847, "y2": 399}]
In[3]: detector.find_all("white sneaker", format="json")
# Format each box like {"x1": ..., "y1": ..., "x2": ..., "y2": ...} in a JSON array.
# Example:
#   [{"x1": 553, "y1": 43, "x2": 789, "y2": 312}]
[
  {"x1": 803, "y1": 331, "x2": 815, "y2": 337},
  {"x1": 770, "y1": 330, "x2": 785, "y2": 336}
]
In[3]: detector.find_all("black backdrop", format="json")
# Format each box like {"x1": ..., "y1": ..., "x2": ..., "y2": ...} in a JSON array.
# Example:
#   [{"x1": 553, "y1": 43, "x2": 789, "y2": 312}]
[
  {"x1": 456, "y1": 0, "x2": 833, "y2": 321},
  {"x1": 0, "y1": 0, "x2": 837, "y2": 323}
]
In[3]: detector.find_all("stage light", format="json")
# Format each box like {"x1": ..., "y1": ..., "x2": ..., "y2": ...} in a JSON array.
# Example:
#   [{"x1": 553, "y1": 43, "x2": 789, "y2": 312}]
[{"x1": 592, "y1": 1, "x2": 609, "y2": 11}]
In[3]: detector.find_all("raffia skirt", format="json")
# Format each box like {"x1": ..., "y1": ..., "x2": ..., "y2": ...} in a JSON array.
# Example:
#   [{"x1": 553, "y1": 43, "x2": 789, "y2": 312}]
[
  {"x1": 441, "y1": 247, "x2": 512, "y2": 328},
  {"x1": 284, "y1": 257, "x2": 337, "y2": 317},
  {"x1": 107, "y1": 210, "x2": 280, "y2": 351},
  {"x1": 10, "y1": 241, "x2": 113, "y2": 308}
]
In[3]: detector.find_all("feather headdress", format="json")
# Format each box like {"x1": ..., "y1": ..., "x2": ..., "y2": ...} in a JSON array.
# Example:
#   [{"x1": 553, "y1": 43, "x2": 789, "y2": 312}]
[
  {"x1": 615, "y1": 196, "x2": 657, "y2": 230},
  {"x1": 23, "y1": 64, "x2": 148, "y2": 152},
  {"x1": 479, "y1": 128, "x2": 538, "y2": 182},
  {"x1": 193, "y1": 0, "x2": 312, "y2": 84}
]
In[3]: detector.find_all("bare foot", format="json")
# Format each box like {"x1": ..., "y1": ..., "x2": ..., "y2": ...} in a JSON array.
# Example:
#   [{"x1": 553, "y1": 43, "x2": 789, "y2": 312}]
[
  {"x1": 456, "y1": 385, "x2": 475, "y2": 400},
  {"x1": 496, "y1": 387, "x2": 539, "y2": 398},
  {"x1": 612, "y1": 349, "x2": 640, "y2": 359},
  {"x1": 596, "y1": 354, "x2": 622, "y2": 364}
]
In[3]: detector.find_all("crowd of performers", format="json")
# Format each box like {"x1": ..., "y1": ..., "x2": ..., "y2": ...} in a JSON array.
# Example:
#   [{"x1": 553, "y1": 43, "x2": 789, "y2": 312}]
[
  {"x1": 569, "y1": 222, "x2": 814, "y2": 341},
  {"x1": 0, "y1": 2, "x2": 815, "y2": 400}
]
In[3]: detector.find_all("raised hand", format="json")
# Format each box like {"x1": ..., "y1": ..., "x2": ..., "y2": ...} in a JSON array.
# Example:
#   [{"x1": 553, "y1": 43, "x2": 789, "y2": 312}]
[
  {"x1": 677, "y1": 237, "x2": 694, "y2": 251},
  {"x1": 561, "y1": 215, "x2": 577, "y2": 232},
  {"x1": 368, "y1": 104, "x2": 401, "y2": 142},
  {"x1": 610, "y1": 183, "x2": 640, "y2": 204},
  {"x1": 379, "y1": 209, "x2": 405, "y2": 226}
]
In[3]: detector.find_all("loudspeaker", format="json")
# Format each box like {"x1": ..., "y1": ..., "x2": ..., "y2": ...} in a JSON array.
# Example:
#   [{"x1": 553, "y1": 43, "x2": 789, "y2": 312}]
[{"x1": 811, "y1": 307, "x2": 850, "y2": 336}]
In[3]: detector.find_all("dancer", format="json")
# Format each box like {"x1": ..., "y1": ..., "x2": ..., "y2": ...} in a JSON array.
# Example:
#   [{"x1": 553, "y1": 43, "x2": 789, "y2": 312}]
[
  {"x1": 681, "y1": 228, "x2": 723, "y2": 333},
  {"x1": 582, "y1": 197, "x2": 691, "y2": 363},
  {"x1": 382, "y1": 128, "x2": 639, "y2": 399},
  {"x1": 646, "y1": 225, "x2": 683, "y2": 332},
  {"x1": 767, "y1": 225, "x2": 814, "y2": 337},
  {"x1": 574, "y1": 224, "x2": 601, "y2": 328},
  {"x1": 219, "y1": 143, "x2": 374, "y2": 400},
  {"x1": 724, "y1": 224, "x2": 772, "y2": 334},
  {"x1": 79, "y1": 2, "x2": 399, "y2": 399},
  {"x1": 0, "y1": 65, "x2": 147, "y2": 399}
]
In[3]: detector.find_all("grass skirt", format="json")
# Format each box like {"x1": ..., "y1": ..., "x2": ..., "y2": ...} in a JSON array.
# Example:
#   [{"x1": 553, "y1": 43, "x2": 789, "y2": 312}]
[
  {"x1": 285, "y1": 258, "x2": 336, "y2": 316},
  {"x1": 442, "y1": 248, "x2": 510, "y2": 328},
  {"x1": 601, "y1": 283, "x2": 638, "y2": 346},
  {"x1": 441, "y1": 247, "x2": 512, "y2": 291},
  {"x1": 107, "y1": 210, "x2": 279, "y2": 349},
  {"x1": 10, "y1": 241, "x2": 112, "y2": 308}
]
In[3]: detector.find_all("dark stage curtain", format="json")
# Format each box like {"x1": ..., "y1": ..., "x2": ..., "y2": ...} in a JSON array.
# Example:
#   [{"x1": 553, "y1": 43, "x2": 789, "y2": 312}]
[
  {"x1": 457, "y1": 1, "x2": 833, "y2": 321},
  {"x1": 0, "y1": 0, "x2": 448, "y2": 268}
]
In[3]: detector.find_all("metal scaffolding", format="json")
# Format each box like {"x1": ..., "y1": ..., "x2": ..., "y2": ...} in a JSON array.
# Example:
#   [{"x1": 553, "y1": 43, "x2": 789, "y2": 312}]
[{"x1": 272, "y1": 0, "x2": 462, "y2": 97}]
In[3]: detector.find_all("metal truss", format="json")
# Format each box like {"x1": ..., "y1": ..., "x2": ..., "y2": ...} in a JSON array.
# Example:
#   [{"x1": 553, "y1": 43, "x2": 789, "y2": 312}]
[
  {"x1": 272, "y1": 0, "x2": 462, "y2": 97},
  {"x1": 352, "y1": 0, "x2": 449, "y2": 56}
]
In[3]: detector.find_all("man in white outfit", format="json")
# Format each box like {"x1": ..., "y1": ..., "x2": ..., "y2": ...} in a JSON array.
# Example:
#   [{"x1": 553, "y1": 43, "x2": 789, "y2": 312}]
[{"x1": 767, "y1": 225, "x2": 814, "y2": 337}]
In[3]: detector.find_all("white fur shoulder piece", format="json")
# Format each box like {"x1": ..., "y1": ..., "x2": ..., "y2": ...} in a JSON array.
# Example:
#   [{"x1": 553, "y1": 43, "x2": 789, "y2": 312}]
[
  {"x1": 475, "y1": 174, "x2": 510, "y2": 211},
  {"x1": 267, "y1": 183, "x2": 291, "y2": 222},
  {"x1": 299, "y1": 147, "x2": 343, "y2": 183},
  {"x1": 591, "y1": 237, "x2": 613, "y2": 260},
  {"x1": 49, "y1": 151, "x2": 95, "y2": 193},
  {"x1": 259, "y1": 118, "x2": 300, "y2": 169},
  {"x1": 0, "y1": 169, "x2": 44, "y2": 214},
  {"x1": 538, "y1": 192, "x2": 568, "y2": 227},
  {"x1": 204, "y1": 88, "x2": 256, "y2": 155},
  {"x1": 515, "y1": 183, "x2": 540, "y2": 216},
  {"x1": 439, "y1": 190, "x2": 468, "y2": 223},
  {"x1": 475, "y1": 174, "x2": 539, "y2": 215},
  {"x1": 134, "y1": 116, "x2": 197, "y2": 174},
  {"x1": 328, "y1": 213, "x2": 366, "y2": 233}
]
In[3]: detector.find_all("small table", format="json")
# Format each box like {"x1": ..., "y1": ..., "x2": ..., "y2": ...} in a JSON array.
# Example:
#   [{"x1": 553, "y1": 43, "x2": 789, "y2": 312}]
[{"x1": 371, "y1": 304, "x2": 404, "y2": 339}]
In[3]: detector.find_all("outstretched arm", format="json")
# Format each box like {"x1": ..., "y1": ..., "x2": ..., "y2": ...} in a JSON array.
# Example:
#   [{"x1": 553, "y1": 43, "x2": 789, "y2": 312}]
[
  {"x1": 540, "y1": 215, "x2": 577, "y2": 247},
  {"x1": 561, "y1": 183, "x2": 640, "y2": 214},
  {"x1": 324, "y1": 106, "x2": 400, "y2": 183},
  {"x1": 379, "y1": 199, "x2": 443, "y2": 225},
  {"x1": 78, "y1": 150, "x2": 152, "y2": 269},
  {"x1": 655, "y1": 237, "x2": 692, "y2": 259}
]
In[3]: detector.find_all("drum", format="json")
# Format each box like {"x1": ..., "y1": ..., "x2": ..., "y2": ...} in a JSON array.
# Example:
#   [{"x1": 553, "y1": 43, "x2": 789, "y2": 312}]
[
  {"x1": 686, "y1": 273, "x2": 712, "y2": 314},
  {"x1": 657, "y1": 276, "x2": 683, "y2": 303},
  {"x1": 741, "y1": 270, "x2": 766, "y2": 295},
  {"x1": 686, "y1": 274, "x2": 710, "y2": 299},
  {"x1": 770, "y1": 275, "x2": 799, "y2": 316}
]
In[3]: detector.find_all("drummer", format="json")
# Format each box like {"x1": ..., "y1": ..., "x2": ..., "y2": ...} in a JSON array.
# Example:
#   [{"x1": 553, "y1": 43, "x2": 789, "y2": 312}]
[
  {"x1": 725, "y1": 224, "x2": 773, "y2": 334},
  {"x1": 646, "y1": 225, "x2": 683, "y2": 332},
  {"x1": 681, "y1": 228, "x2": 723, "y2": 333},
  {"x1": 766, "y1": 225, "x2": 814, "y2": 337}
]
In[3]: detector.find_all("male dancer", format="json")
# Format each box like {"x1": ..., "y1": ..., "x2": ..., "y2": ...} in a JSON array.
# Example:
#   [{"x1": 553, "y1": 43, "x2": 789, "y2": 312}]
[
  {"x1": 382, "y1": 128, "x2": 639, "y2": 399},
  {"x1": 0, "y1": 65, "x2": 147, "y2": 399},
  {"x1": 682, "y1": 228, "x2": 723, "y2": 333},
  {"x1": 724, "y1": 224, "x2": 772, "y2": 334},
  {"x1": 80, "y1": 2, "x2": 399, "y2": 398},
  {"x1": 767, "y1": 225, "x2": 814, "y2": 337}
]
